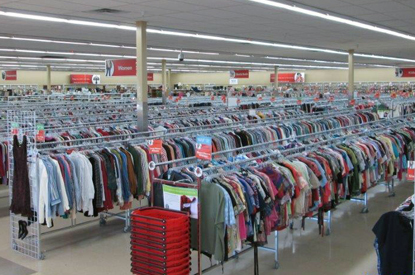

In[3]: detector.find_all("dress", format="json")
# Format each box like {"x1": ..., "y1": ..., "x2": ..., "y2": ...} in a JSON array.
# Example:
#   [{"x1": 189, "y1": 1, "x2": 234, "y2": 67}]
[{"x1": 9, "y1": 135, "x2": 32, "y2": 217}]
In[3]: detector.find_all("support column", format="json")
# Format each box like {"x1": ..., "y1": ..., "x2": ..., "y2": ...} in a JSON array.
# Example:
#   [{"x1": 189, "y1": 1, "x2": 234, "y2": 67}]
[
  {"x1": 168, "y1": 68, "x2": 171, "y2": 92},
  {"x1": 274, "y1": 66, "x2": 279, "y2": 94},
  {"x1": 162, "y1": 59, "x2": 167, "y2": 104},
  {"x1": 136, "y1": 21, "x2": 148, "y2": 131},
  {"x1": 348, "y1": 49, "x2": 355, "y2": 101},
  {"x1": 46, "y1": 65, "x2": 51, "y2": 94}
]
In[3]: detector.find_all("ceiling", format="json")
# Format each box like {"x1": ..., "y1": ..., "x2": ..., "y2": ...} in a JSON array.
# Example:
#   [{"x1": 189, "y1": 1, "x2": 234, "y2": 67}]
[{"x1": 0, "y1": 0, "x2": 413, "y2": 71}]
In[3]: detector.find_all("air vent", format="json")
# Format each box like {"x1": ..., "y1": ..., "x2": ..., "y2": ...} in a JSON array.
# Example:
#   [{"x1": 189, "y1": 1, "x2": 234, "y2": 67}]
[{"x1": 89, "y1": 8, "x2": 126, "y2": 14}]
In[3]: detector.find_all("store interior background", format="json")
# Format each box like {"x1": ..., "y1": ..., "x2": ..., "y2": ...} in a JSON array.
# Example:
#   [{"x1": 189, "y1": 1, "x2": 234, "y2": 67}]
[{"x1": 1, "y1": 68, "x2": 415, "y2": 87}]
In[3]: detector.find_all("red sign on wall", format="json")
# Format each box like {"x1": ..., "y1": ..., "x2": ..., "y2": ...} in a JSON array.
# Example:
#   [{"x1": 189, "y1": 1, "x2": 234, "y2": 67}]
[
  {"x1": 270, "y1": 73, "x2": 305, "y2": 83},
  {"x1": 230, "y1": 70, "x2": 249, "y2": 79},
  {"x1": 396, "y1": 68, "x2": 415, "y2": 78},
  {"x1": 70, "y1": 74, "x2": 93, "y2": 84},
  {"x1": 2, "y1": 70, "x2": 17, "y2": 81},
  {"x1": 105, "y1": 59, "x2": 154, "y2": 81}
]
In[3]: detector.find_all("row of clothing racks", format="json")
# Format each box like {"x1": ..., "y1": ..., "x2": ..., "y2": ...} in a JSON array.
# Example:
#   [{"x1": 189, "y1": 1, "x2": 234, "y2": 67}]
[{"x1": 147, "y1": 113, "x2": 415, "y2": 274}]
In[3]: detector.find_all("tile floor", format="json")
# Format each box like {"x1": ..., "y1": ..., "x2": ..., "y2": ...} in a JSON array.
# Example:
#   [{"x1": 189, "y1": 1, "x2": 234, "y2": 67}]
[{"x1": 0, "y1": 180, "x2": 410, "y2": 275}]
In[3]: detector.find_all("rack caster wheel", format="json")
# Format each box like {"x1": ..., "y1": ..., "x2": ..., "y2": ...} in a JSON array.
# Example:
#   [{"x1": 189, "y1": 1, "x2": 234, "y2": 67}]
[
  {"x1": 388, "y1": 192, "x2": 395, "y2": 197},
  {"x1": 123, "y1": 226, "x2": 130, "y2": 233},
  {"x1": 325, "y1": 229, "x2": 331, "y2": 236},
  {"x1": 99, "y1": 218, "x2": 107, "y2": 227},
  {"x1": 361, "y1": 207, "x2": 369, "y2": 214},
  {"x1": 289, "y1": 222, "x2": 294, "y2": 230},
  {"x1": 274, "y1": 261, "x2": 280, "y2": 269},
  {"x1": 39, "y1": 253, "x2": 45, "y2": 260},
  {"x1": 12, "y1": 242, "x2": 17, "y2": 251}
]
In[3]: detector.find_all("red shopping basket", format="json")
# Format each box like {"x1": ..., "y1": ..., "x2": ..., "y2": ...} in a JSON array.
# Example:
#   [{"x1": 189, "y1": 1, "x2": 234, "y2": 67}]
[
  {"x1": 131, "y1": 266, "x2": 190, "y2": 275},
  {"x1": 131, "y1": 236, "x2": 190, "y2": 250},
  {"x1": 130, "y1": 207, "x2": 191, "y2": 275},
  {"x1": 131, "y1": 208, "x2": 190, "y2": 231}
]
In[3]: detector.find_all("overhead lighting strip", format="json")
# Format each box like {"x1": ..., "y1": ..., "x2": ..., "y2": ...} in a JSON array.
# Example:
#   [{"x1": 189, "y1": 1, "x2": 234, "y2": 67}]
[
  {"x1": 249, "y1": 0, "x2": 415, "y2": 42},
  {"x1": 0, "y1": 10, "x2": 413, "y2": 63}
]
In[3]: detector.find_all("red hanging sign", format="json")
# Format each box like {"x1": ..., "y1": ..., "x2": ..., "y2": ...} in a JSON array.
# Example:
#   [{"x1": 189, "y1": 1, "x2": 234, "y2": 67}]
[
  {"x1": 313, "y1": 97, "x2": 320, "y2": 102},
  {"x1": 2, "y1": 70, "x2": 17, "y2": 81},
  {"x1": 237, "y1": 98, "x2": 241, "y2": 105},
  {"x1": 211, "y1": 95, "x2": 215, "y2": 101},
  {"x1": 168, "y1": 95, "x2": 173, "y2": 100},
  {"x1": 230, "y1": 70, "x2": 249, "y2": 79},
  {"x1": 374, "y1": 91, "x2": 380, "y2": 99},
  {"x1": 105, "y1": 59, "x2": 154, "y2": 80},
  {"x1": 328, "y1": 96, "x2": 335, "y2": 102},
  {"x1": 396, "y1": 68, "x2": 415, "y2": 78},
  {"x1": 350, "y1": 99, "x2": 356, "y2": 106},
  {"x1": 297, "y1": 99, "x2": 302, "y2": 105},
  {"x1": 391, "y1": 92, "x2": 397, "y2": 99},
  {"x1": 270, "y1": 73, "x2": 305, "y2": 83},
  {"x1": 258, "y1": 97, "x2": 263, "y2": 101},
  {"x1": 148, "y1": 139, "x2": 163, "y2": 155},
  {"x1": 270, "y1": 97, "x2": 276, "y2": 102}
]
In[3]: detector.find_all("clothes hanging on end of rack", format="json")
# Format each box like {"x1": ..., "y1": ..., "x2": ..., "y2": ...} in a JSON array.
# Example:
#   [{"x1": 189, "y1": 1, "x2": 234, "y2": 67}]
[
  {"x1": 33, "y1": 145, "x2": 152, "y2": 227},
  {"x1": 372, "y1": 196, "x2": 414, "y2": 275}
]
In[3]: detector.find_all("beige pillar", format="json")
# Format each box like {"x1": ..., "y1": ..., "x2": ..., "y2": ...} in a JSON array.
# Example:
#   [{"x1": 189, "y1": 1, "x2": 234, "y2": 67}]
[
  {"x1": 162, "y1": 59, "x2": 167, "y2": 104},
  {"x1": 274, "y1": 66, "x2": 279, "y2": 93},
  {"x1": 348, "y1": 49, "x2": 354, "y2": 101},
  {"x1": 168, "y1": 68, "x2": 171, "y2": 91},
  {"x1": 46, "y1": 65, "x2": 51, "y2": 94},
  {"x1": 136, "y1": 21, "x2": 148, "y2": 131}
]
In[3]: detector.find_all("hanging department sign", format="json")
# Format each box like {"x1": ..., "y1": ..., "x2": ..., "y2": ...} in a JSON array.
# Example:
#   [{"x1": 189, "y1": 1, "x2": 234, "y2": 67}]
[
  {"x1": 395, "y1": 68, "x2": 415, "y2": 78},
  {"x1": 270, "y1": 73, "x2": 305, "y2": 83},
  {"x1": 105, "y1": 59, "x2": 154, "y2": 80},
  {"x1": 70, "y1": 74, "x2": 101, "y2": 84},
  {"x1": 2, "y1": 70, "x2": 17, "y2": 81},
  {"x1": 230, "y1": 70, "x2": 249, "y2": 79}
]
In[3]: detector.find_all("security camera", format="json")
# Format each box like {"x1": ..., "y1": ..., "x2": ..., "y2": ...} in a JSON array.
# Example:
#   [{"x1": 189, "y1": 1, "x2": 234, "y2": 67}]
[{"x1": 178, "y1": 52, "x2": 184, "y2": 62}]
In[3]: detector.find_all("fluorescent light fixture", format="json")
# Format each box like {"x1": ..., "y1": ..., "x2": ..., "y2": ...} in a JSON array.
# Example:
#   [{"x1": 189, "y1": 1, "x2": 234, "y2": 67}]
[
  {"x1": 249, "y1": 0, "x2": 415, "y2": 41},
  {"x1": 1, "y1": 9, "x2": 415, "y2": 63},
  {"x1": 235, "y1": 54, "x2": 251, "y2": 57},
  {"x1": 148, "y1": 47, "x2": 219, "y2": 55}
]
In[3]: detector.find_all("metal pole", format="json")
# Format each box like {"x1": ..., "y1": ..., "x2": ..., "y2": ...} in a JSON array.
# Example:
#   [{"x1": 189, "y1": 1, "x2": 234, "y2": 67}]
[
  {"x1": 46, "y1": 65, "x2": 51, "y2": 94},
  {"x1": 136, "y1": 21, "x2": 148, "y2": 132},
  {"x1": 274, "y1": 66, "x2": 279, "y2": 95},
  {"x1": 162, "y1": 59, "x2": 167, "y2": 105},
  {"x1": 348, "y1": 49, "x2": 355, "y2": 104}
]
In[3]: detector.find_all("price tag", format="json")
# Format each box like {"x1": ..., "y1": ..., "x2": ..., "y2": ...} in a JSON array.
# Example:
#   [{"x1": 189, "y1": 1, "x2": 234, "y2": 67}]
[
  {"x1": 147, "y1": 139, "x2": 163, "y2": 154},
  {"x1": 196, "y1": 136, "x2": 212, "y2": 160},
  {"x1": 11, "y1": 122, "x2": 19, "y2": 135},
  {"x1": 407, "y1": 161, "x2": 415, "y2": 181},
  {"x1": 36, "y1": 124, "x2": 45, "y2": 143}
]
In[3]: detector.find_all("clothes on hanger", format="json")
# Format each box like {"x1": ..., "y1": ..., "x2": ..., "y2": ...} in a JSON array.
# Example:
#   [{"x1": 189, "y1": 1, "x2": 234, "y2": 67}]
[
  {"x1": 372, "y1": 196, "x2": 414, "y2": 275},
  {"x1": 10, "y1": 135, "x2": 32, "y2": 217},
  {"x1": 32, "y1": 145, "x2": 152, "y2": 228}
]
